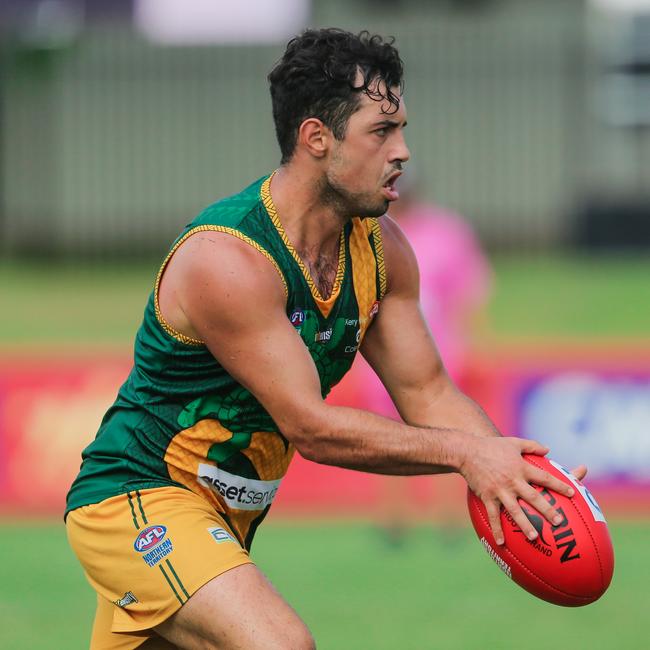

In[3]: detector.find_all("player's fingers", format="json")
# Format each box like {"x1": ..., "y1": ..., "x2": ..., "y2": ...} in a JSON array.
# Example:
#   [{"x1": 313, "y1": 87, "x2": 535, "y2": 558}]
[
  {"x1": 500, "y1": 495, "x2": 539, "y2": 541},
  {"x1": 485, "y1": 499, "x2": 505, "y2": 546},
  {"x1": 571, "y1": 465, "x2": 588, "y2": 481},
  {"x1": 518, "y1": 484, "x2": 563, "y2": 526},
  {"x1": 528, "y1": 467, "x2": 574, "y2": 499},
  {"x1": 516, "y1": 438, "x2": 549, "y2": 457}
]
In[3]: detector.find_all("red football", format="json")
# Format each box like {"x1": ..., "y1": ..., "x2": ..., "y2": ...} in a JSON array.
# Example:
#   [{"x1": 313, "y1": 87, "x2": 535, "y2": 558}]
[{"x1": 467, "y1": 454, "x2": 614, "y2": 607}]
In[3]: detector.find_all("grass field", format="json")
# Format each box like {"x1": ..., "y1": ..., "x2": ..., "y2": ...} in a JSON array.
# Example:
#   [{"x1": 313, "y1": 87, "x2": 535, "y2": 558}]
[
  {"x1": 2, "y1": 253, "x2": 649, "y2": 648},
  {"x1": 0, "y1": 520, "x2": 648, "y2": 649},
  {"x1": 2, "y1": 252, "x2": 650, "y2": 344}
]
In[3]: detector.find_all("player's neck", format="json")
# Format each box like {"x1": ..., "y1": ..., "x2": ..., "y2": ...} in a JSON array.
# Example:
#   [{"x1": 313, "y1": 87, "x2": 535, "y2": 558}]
[{"x1": 269, "y1": 165, "x2": 346, "y2": 257}]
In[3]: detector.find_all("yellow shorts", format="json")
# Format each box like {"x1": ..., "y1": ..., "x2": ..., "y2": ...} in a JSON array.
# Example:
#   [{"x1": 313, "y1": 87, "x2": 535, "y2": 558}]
[{"x1": 66, "y1": 486, "x2": 252, "y2": 649}]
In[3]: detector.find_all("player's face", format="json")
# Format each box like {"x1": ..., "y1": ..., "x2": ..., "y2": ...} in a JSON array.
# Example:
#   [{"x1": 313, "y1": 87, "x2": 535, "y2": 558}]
[{"x1": 323, "y1": 81, "x2": 410, "y2": 218}]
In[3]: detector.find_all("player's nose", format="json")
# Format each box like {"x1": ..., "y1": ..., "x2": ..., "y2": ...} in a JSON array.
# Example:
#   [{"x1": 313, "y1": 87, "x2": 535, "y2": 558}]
[{"x1": 391, "y1": 132, "x2": 410, "y2": 164}]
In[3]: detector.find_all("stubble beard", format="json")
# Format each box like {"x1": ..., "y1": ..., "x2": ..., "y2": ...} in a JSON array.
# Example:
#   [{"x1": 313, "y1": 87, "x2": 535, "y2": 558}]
[{"x1": 318, "y1": 174, "x2": 388, "y2": 220}]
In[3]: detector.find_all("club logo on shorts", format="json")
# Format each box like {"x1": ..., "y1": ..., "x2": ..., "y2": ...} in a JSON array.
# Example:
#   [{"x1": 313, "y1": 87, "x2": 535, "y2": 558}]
[
  {"x1": 114, "y1": 591, "x2": 139, "y2": 608},
  {"x1": 207, "y1": 527, "x2": 237, "y2": 544},
  {"x1": 134, "y1": 525, "x2": 174, "y2": 567}
]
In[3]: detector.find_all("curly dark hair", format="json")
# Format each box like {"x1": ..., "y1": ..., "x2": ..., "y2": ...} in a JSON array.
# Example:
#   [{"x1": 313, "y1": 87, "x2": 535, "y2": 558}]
[{"x1": 268, "y1": 28, "x2": 404, "y2": 164}]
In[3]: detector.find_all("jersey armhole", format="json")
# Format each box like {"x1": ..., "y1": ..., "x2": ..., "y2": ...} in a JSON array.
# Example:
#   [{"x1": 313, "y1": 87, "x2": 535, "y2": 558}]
[
  {"x1": 154, "y1": 224, "x2": 289, "y2": 346},
  {"x1": 367, "y1": 218, "x2": 388, "y2": 300}
]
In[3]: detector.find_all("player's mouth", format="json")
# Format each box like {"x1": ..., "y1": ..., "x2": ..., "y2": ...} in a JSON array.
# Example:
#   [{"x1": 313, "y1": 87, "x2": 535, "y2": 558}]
[{"x1": 381, "y1": 171, "x2": 402, "y2": 201}]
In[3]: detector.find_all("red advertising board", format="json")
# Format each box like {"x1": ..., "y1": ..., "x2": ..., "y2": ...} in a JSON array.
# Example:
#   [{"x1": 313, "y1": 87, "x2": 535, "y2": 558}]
[
  {"x1": 462, "y1": 341, "x2": 650, "y2": 516},
  {"x1": 1, "y1": 342, "x2": 648, "y2": 517},
  {"x1": 0, "y1": 350, "x2": 132, "y2": 515}
]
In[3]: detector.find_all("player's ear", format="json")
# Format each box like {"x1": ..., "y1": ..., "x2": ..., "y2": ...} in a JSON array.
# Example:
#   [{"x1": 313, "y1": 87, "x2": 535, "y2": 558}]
[{"x1": 297, "y1": 118, "x2": 329, "y2": 159}]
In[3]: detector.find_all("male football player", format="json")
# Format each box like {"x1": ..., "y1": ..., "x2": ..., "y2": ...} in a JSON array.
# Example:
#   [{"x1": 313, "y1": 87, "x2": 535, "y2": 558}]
[{"x1": 66, "y1": 29, "x2": 583, "y2": 649}]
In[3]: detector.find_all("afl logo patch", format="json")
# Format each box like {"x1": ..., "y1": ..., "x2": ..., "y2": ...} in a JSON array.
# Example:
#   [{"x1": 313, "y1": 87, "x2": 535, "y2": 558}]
[
  {"x1": 134, "y1": 525, "x2": 167, "y2": 552},
  {"x1": 290, "y1": 309, "x2": 305, "y2": 326},
  {"x1": 369, "y1": 301, "x2": 380, "y2": 319}
]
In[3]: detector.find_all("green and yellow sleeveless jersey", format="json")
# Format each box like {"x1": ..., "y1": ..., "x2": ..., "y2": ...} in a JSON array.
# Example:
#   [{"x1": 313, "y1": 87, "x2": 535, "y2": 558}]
[{"x1": 66, "y1": 174, "x2": 386, "y2": 549}]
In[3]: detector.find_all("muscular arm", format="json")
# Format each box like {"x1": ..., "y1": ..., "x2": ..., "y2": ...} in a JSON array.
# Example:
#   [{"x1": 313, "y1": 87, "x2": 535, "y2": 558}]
[
  {"x1": 160, "y1": 229, "x2": 574, "y2": 545},
  {"x1": 360, "y1": 216, "x2": 499, "y2": 438},
  {"x1": 360, "y1": 217, "x2": 587, "y2": 542}
]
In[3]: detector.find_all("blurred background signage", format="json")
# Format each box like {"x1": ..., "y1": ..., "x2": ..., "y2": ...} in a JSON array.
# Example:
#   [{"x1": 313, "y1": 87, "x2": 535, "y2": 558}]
[{"x1": 135, "y1": 0, "x2": 311, "y2": 45}]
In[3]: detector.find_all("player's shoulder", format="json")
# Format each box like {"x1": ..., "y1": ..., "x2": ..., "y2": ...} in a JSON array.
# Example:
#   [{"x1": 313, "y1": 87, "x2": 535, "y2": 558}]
[
  {"x1": 163, "y1": 175, "x2": 285, "y2": 303},
  {"x1": 378, "y1": 214, "x2": 415, "y2": 264},
  {"x1": 376, "y1": 214, "x2": 419, "y2": 290},
  {"x1": 191, "y1": 175, "x2": 268, "y2": 230},
  {"x1": 164, "y1": 224, "x2": 288, "y2": 339},
  {"x1": 163, "y1": 173, "x2": 286, "y2": 293}
]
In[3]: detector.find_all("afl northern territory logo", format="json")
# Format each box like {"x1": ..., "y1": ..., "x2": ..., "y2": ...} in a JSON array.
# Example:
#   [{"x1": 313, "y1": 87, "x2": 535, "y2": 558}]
[
  {"x1": 134, "y1": 525, "x2": 174, "y2": 567},
  {"x1": 134, "y1": 525, "x2": 167, "y2": 552}
]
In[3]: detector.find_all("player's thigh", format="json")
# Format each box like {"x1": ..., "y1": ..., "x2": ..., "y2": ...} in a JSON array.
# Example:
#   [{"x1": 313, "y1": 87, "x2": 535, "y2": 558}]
[{"x1": 154, "y1": 563, "x2": 315, "y2": 650}]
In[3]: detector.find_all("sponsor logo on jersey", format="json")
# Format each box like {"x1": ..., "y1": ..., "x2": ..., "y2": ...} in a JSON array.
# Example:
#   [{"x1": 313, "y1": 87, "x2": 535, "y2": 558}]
[
  {"x1": 198, "y1": 464, "x2": 283, "y2": 511},
  {"x1": 134, "y1": 525, "x2": 174, "y2": 567},
  {"x1": 290, "y1": 309, "x2": 305, "y2": 327},
  {"x1": 207, "y1": 526, "x2": 237, "y2": 544},
  {"x1": 114, "y1": 591, "x2": 138, "y2": 608},
  {"x1": 345, "y1": 318, "x2": 358, "y2": 327},
  {"x1": 314, "y1": 328, "x2": 332, "y2": 343},
  {"x1": 344, "y1": 328, "x2": 362, "y2": 354},
  {"x1": 134, "y1": 525, "x2": 167, "y2": 553}
]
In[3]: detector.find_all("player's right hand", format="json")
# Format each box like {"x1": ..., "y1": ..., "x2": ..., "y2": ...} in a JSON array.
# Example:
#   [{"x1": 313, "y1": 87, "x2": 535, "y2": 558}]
[{"x1": 459, "y1": 437, "x2": 575, "y2": 545}]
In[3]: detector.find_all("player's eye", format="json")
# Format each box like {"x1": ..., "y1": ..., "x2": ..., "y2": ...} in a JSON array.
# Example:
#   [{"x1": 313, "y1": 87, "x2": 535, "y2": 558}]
[{"x1": 374, "y1": 128, "x2": 388, "y2": 137}]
